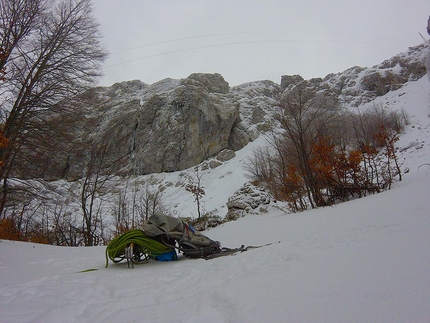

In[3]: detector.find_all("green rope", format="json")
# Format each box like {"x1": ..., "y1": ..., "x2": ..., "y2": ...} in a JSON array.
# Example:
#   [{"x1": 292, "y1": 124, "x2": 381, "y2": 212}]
[{"x1": 105, "y1": 229, "x2": 172, "y2": 268}]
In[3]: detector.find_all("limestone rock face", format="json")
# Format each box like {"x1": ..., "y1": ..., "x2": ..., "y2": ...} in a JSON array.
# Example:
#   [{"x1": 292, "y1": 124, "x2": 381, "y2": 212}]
[
  {"x1": 184, "y1": 73, "x2": 230, "y2": 94},
  {"x1": 280, "y1": 74, "x2": 304, "y2": 91},
  {"x1": 85, "y1": 74, "x2": 243, "y2": 175},
  {"x1": 55, "y1": 73, "x2": 283, "y2": 179}
]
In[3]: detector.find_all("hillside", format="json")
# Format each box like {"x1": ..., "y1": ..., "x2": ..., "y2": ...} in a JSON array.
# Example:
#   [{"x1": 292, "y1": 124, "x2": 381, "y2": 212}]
[
  {"x1": 30, "y1": 42, "x2": 428, "y2": 221},
  {"x1": 4, "y1": 42, "x2": 428, "y2": 238},
  {"x1": 1, "y1": 40, "x2": 430, "y2": 322},
  {"x1": 1, "y1": 173, "x2": 430, "y2": 323},
  {"x1": 113, "y1": 70, "x2": 430, "y2": 221},
  {"x1": 0, "y1": 73, "x2": 429, "y2": 321}
]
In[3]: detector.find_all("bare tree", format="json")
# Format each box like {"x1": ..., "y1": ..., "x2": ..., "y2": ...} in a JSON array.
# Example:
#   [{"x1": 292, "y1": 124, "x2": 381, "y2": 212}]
[
  {"x1": 186, "y1": 167, "x2": 206, "y2": 218},
  {"x1": 49, "y1": 204, "x2": 80, "y2": 246},
  {"x1": 80, "y1": 142, "x2": 112, "y2": 246},
  {"x1": 111, "y1": 180, "x2": 166, "y2": 235},
  {"x1": 275, "y1": 80, "x2": 343, "y2": 208},
  {"x1": 0, "y1": 0, "x2": 107, "y2": 216},
  {"x1": 351, "y1": 105, "x2": 407, "y2": 189},
  {"x1": 111, "y1": 184, "x2": 131, "y2": 235},
  {"x1": 243, "y1": 145, "x2": 274, "y2": 184},
  {"x1": 0, "y1": 0, "x2": 42, "y2": 72},
  {"x1": 139, "y1": 181, "x2": 165, "y2": 222},
  {"x1": 111, "y1": 182, "x2": 137, "y2": 235}
]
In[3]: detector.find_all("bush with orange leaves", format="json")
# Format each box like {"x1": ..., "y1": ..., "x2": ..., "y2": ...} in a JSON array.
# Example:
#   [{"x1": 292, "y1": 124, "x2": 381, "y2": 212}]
[{"x1": 0, "y1": 218, "x2": 22, "y2": 241}]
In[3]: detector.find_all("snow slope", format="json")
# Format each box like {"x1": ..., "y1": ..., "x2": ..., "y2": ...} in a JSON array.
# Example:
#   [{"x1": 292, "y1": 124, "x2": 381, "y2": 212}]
[
  {"x1": 1, "y1": 75, "x2": 430, "y2": 323},
  {"x1": 1, "y1": 167, "x2": 429, "y2": 323},
  {"x1": 132, "y1": 71, "x2": 430, "y2": 221}
]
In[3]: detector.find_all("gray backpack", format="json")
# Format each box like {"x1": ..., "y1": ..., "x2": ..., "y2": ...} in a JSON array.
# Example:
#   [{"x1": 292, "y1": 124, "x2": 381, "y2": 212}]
[{"x1": 143, "y1": 212, "x2": 222, "y2": 258}]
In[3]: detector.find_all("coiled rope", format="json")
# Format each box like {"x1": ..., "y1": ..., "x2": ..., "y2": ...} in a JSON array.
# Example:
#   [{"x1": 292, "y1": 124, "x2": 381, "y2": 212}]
[{"x1": 105, "y1": 229, "x2": 172, "y2": 268}]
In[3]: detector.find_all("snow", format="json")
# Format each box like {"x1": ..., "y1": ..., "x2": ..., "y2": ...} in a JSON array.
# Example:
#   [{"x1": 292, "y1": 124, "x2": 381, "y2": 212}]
[
  {"x1": 137, "y1": 134, "x2": 269, "y2": 221},
  {"x1": 1, "y1": 73, "x2": 430, "y2": 322}
]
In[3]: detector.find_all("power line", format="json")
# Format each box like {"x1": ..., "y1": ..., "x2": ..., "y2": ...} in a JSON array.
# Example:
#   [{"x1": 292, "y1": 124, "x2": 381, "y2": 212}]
[
  {"x1": 105, "y1": 37, "x2": 403, "y2": 68},
  {"x1": 109, "y1": 31, "x2": 399, "y2": 55}
]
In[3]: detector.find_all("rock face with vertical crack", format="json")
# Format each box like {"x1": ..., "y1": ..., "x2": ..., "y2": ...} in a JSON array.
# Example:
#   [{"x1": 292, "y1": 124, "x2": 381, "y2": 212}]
[{"x1": 77, "y1": 73, "x2": 245, "y2": 176}]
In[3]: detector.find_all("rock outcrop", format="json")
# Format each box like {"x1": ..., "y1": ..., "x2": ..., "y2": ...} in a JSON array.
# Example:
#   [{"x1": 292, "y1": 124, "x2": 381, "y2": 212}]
[
  {"x1": 59, "y1": 72, "x2": 284, "y2": 178},
  {"x1": 83, "y1": 73, "x2": 243, "y2": 175},
  {"x1": 318, "y1": 43, "x2": 429, "y2": 107},
  {"x1": 226, "y1": 183, "x2": 272, "y2": 220},
  {"x1": 29, "y1": 43, "x2": 429, "y2": 180}
]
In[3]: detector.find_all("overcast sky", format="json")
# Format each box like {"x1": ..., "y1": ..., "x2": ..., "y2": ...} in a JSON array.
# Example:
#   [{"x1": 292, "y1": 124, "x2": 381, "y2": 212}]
[{"x1": 92, "y1": 0, "x2": 430, "y2": 87}]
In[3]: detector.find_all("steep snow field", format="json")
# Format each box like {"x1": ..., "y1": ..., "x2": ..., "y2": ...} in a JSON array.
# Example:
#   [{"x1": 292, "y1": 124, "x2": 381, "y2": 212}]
[{"x1": 1, "y1": 75, "x2": 430, "y2": 323}]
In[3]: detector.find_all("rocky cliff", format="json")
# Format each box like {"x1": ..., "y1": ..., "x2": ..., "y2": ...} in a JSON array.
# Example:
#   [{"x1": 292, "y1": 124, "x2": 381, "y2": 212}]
[
  {"x1": 316, "y1": 43, "x2": 428, "y2": 108},
  {"x1": 65, "y1": 73, "x2": 280, "y2": 178},
  {"x1": 53, "y1": 43, "x2": 429, "y2": 180}
]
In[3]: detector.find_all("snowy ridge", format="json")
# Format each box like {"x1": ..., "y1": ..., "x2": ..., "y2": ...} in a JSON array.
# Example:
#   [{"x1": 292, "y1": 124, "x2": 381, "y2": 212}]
[{"x1": 321, "y1": 43, "x2": 429, "y2": 108}]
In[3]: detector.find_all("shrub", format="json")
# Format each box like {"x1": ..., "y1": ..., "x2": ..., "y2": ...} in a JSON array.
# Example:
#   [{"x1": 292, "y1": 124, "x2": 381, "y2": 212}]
[{"x1": 0, "y1": 218, "x2": 22, "y2": 241}]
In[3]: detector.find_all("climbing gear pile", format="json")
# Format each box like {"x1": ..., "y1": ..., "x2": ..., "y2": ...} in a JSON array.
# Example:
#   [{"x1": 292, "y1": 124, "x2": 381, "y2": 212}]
[{"x1": 105, "y1": 213, "x2": 221, "y2": 267}]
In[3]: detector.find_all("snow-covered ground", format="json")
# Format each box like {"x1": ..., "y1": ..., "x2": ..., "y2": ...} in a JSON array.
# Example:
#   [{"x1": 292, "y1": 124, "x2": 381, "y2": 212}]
[{"x1": 1, "y1": 74, "x2": 429, "y2": 322}]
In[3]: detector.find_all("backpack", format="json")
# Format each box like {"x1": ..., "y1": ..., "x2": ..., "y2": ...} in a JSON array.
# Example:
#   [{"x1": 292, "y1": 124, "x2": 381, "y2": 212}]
[{"x1": 142, "y1": 212, "x2": 222, "y2": 258}]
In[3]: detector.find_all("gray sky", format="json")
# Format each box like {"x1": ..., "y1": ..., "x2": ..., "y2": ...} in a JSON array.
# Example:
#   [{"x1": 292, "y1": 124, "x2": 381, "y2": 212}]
[{"x1": 92, "y1": 0, "x2": 430, "y2": 87}]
